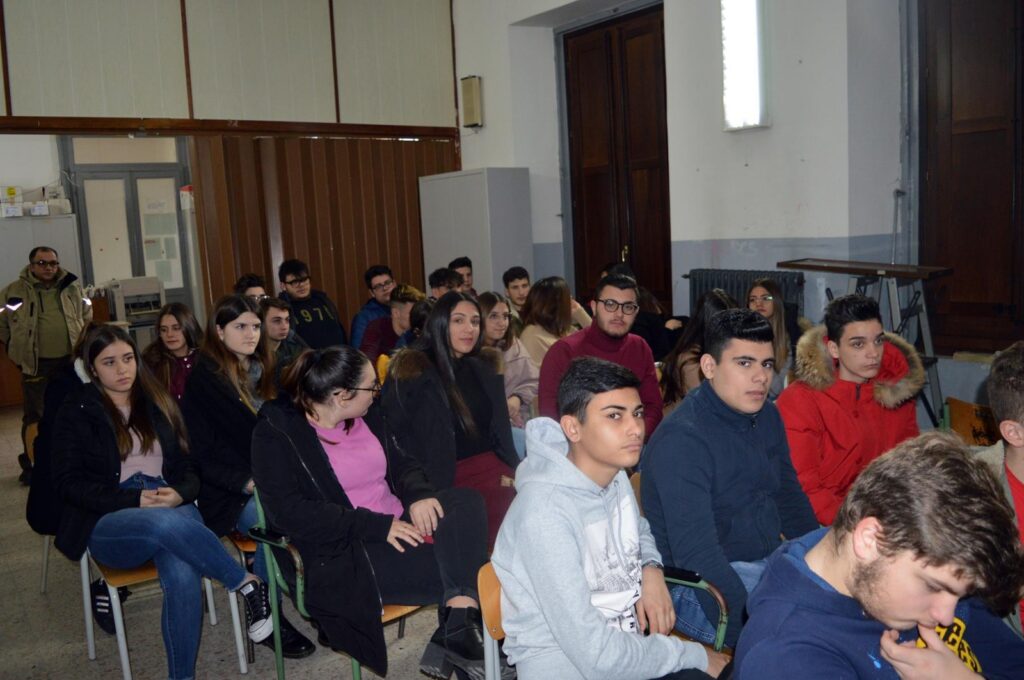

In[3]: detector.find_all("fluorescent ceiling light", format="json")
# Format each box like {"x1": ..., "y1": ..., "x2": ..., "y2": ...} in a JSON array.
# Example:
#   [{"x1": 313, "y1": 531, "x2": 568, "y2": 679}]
[{"x1": 721, "y1": 0, "x2": 767, "y2": 130}]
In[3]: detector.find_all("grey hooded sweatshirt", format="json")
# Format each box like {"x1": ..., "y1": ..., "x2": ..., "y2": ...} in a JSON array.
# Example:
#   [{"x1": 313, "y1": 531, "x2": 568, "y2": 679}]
[{"x1": 492, "y1": 417, "x2": 709, "y2": 679}]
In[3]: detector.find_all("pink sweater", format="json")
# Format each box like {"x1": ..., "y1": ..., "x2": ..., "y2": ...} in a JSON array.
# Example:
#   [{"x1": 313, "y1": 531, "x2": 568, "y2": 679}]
[{"x1": 311, "y1": 417, "x2": 404, "y2": 518}]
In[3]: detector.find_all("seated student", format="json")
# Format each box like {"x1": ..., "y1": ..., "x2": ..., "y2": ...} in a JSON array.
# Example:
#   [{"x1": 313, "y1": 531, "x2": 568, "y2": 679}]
[
  {"x1": 251, "y1": 347, "x2": 490, "y2": 678},
  {"x1": 428, "y1": 267, "x2": 464, "y2": 301},
  {"x1": 359, "y1": 283, "x2": 425, "y2": 363},
  {"x1": 643, "y1": 308, "x2": 818, "y2": 649},
  {"x1": 659, "y1": 289, "x2": 737, "y2": 411},
  {"x1": 277, "y1": 259, "x2": 348, "y2": 348},
  {"x1": 745, "y1": 278, "x2": 794, "y2": 400},
  {"x1": 976, "y1": 340, "x2": 1024, "y2": 639},
  {"x1": 538, "y1": 274, "x2": 664, "y2": 440},
  {"x1": 519, "y1": 276, "x2": 591, "y2": 368},
  {"x1": 493, "y1": 357, "x2": 730, "y2": 679},
  {"x1": 734, "y1": 432, "x2": 1024, "y2": 679},
  {"x1": 183, "y1": 295, "x2": 314, "y2": 658},
  {"x1": 448, "y1": 256, "x2": 477, "y2": 296},
  {"x1": 51, "y1": 324, "x2": 274, "y2": 680},
  {"x1": 479, "y1": 291, "x2": 538, "y2": 429},
  {"x1": 233, "y1": 273, "x2": 269, "y2": 304},
  {"x1": 776, "y1": 294, "x2": 924, "y2": 525},
  {"x1": 143, "y1": 303, "x2": 203, "y2": 402},
  {"x1": 350, "y1": 265, "x2": 395, "y2": 349},
  {"x1": 502, "y1": 265, "x2": 531, "y2": 335},
  {"x1": 604, "y1": 263, "x2": 683, "y2": 362},
  {"x1": 381, "y1": 291, "x2": 519, "y2": 546},
  {"x1": 259, "y1": 297, "x2": 308, "y2": 382}
]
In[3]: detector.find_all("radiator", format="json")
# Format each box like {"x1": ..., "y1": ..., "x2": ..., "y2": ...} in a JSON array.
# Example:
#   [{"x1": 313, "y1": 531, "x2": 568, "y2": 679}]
[{"x1": 686, "y1": 269, "x2": 805, "y2": 317}]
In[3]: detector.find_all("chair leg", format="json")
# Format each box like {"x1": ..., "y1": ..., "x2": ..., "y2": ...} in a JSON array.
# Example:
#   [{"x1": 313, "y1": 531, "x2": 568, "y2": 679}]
[
  {"x1": 398, "y1": 616, "x2": 406, "y2": 639},
  {"x1": 204, "y1": 577, "x2": 218, "y2": 626},
  {"x1": 351, "y1": 657, "x2": 362, "y2": 680},
  {"x1": 41, "y1": 535, "x2": 51, "y2": 594},
  {"x1": 483, "y1": 625, "x2": 499, "y2": 680},
  {"x1": 80, "y1": 555, "x2": 95, "y2": 660},
  {"x1": 108, "y1": 581, "x2": 132, "y2": 680},
  {"x1": 228, "y1": 587, "x2": 249, "y2": 674},
  {"x1": 264, "y1": 544, "x2": 286, "y2": 680}
]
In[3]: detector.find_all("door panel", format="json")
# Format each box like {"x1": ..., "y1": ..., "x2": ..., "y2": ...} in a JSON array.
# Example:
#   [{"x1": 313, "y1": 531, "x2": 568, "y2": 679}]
[
  {"x1": 82, "y1": 179, "x2": 134, "y2": 281},
  {"x1": 565, "y1": 6, "x2": 671, "y2": 307},
  {"x1": 136, "y1": 177, "x2": 188, "y2": 299},
  {"x1": 920, "y1": 0, "x2": 1023, "y2": 352}
]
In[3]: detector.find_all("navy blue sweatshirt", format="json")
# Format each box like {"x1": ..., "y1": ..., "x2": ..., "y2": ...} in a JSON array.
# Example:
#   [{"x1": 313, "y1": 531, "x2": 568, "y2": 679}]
[
  {"x1": 642, "y1": 381, "x2": 818, "y2": 646},
  {"x1": 735, "y1": 528, "x2": 1024, "y2": 679},
  {"x1": 281, "y1": 289, "x2": 347, "y2": 349}
]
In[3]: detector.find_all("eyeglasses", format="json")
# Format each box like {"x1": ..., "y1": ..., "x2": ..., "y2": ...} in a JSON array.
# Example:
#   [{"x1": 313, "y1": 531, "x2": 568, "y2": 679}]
[
  {"x1": 595, "y1": 298, "x2": 640, "y2": 315},
  {"x1": 284, "y1": 275, "x2": 310, "y2": 285},
  {"x1": 350, "y1": 382, "x2": 382, "y2": 398},
  {"x1": 748, "y1": 294, "x2": 775, "y2": 304},
  {"x1": 32, "y1": 260, "x2": 60, "y2": 268},
  {"x1": 371, "y1": 279, "x2": 395, "y2": 292},
  {"x1": 248, "y1": 294, "x2": 270, "y2": 303}
]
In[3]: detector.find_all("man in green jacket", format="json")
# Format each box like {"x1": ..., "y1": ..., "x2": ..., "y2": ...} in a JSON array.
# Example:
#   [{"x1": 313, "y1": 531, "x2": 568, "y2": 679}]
[
  {"x1": 976, "y1": 339, "x2": 1024, "y2": 639},
  {"x1": 0, "y1": 246, "x2": 92, "y2": 481}
]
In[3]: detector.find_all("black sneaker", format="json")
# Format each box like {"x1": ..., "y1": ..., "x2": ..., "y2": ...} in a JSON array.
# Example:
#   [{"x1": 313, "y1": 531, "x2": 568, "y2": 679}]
[
  {"x1": 238, "y1": 580, "x2": 273, "y2": 643},
  {"x1": 90, "y1": 579, "x2": 130, "y2": 635}
]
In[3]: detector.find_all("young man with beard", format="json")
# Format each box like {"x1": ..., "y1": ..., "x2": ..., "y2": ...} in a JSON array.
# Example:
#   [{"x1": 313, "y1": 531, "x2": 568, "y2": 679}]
[
  {"x1": 734, "y1": 432, "x2": 1024, "y2": 679},
  {"x1": 537, "y1": 274, "x2": 663, "y2": 439},
  {"x1": 777, "y1": 294, "x2": 924, "y2": 525},
  {"x1": 643, "y1": 308, "x2": 818, "y2": 649}
]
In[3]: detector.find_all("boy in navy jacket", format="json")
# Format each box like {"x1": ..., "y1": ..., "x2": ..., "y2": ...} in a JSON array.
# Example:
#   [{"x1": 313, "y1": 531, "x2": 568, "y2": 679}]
[
  {"x1": 735, "y1": 432, "x2": 1024, "y2": 679},
  {"x1": 643, "y1": 308, "x2": 817, "y2": 648}
]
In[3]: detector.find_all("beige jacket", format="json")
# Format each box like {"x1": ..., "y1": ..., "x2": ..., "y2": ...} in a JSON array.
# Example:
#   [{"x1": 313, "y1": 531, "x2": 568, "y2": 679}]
[{"x1": 0, "y1": 266, "x2": 92, "y2": 375}]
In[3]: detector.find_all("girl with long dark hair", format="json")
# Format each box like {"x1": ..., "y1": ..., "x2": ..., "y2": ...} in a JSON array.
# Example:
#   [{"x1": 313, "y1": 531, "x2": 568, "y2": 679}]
[
  {"x1": 183, "y1": 294, "x2": 314, "y2": 657},
  {"x1": 381, "y1": 291, "x2": 519, "y2": 545},
  {"x1": 142, "y1": 302, "x2": 203, "y2": 401},
  {"x1": 51, "y1": 324, "x2": 273, "y2": 680},
  {"x1": 660, "y1": 289, "x2": 738, "y2": 409},
  {"x1": 252, "y1": 346, "x2": 491, "y2": 678},
  {"x1": 746, "y1": 278, "x2": 795, "y2": 398}
]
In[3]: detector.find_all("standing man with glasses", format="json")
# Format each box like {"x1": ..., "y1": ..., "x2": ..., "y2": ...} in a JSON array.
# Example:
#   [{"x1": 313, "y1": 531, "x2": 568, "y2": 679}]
[
  {"x1": 1, "y1": 246, "x2": 92, "y2": 483},
  {"x1": 538, "y1": 273, "x2": 663, "y2": 439},
  {"x1": 277, "y1": 259, "x2": 348, "y2": 349},
  {"x1": 350, "y1": 265, "x2": 395, "y2": 350}
]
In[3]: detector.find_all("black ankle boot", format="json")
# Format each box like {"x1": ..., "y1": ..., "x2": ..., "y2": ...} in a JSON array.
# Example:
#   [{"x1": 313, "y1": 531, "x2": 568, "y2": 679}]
[
  {"x1": 420, "y1": 607, "x2": 487, "y2": 680},
  {"x1": 259, "y1": 612, "x2": 315, "y2": 659}
]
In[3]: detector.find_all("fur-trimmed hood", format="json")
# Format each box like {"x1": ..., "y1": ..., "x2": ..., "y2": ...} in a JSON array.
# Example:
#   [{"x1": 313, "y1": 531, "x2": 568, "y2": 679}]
[
  {"x1": 386, "y1": 345, "x2": 504, "y2": 381},
  {"x1": 792, "y1": 325, "x2": 925, "y2": 408}
]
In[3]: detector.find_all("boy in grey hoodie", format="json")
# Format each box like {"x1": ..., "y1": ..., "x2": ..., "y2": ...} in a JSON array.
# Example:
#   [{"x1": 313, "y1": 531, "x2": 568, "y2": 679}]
[{"x1": 492, "y1": 357, "x2": 728, "y2": 679}]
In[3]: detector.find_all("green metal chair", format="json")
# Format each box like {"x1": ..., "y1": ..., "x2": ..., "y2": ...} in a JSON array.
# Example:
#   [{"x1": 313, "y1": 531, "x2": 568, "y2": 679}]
[{"x1": 248, "y1": 489, "x2": 420, "y2": 680}]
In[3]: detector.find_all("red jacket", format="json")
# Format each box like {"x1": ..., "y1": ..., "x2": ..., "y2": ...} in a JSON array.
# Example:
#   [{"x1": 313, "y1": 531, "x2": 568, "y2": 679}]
[{"x1": 776, "y1": 326, "x2": 924, "y2": 525}]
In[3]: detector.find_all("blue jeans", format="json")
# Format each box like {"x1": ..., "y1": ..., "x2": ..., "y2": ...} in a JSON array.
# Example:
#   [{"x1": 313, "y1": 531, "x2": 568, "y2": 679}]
[
  {"x1": 511, "y1": 426, "x2": 527, "y2": 460},
  {"x1": 89, "y1": 476, "x2": 250, "y2": 680},
  {"x1": 670, "y1": 559, "x2": 767, "y2": 644},
  {"x1": 235, "y1": 495, "x2": 271, "y2": 589}
]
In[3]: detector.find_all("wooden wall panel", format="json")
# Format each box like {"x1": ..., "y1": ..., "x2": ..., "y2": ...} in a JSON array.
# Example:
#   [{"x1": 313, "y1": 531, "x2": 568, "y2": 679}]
[{"x1": 190, "y1": 134, "x2": 457, "y2": 329}]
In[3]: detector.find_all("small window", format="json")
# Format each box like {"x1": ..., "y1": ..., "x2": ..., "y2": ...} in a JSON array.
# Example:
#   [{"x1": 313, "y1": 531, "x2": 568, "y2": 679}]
[{"x1": 72, "y1": 137, "x2": 178, "y2": 164}]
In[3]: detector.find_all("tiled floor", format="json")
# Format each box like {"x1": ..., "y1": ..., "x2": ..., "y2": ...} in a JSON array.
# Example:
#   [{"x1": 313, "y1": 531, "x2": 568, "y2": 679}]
[{"x1": 1, "y1": 405, "x2": 439, "y2": 679}]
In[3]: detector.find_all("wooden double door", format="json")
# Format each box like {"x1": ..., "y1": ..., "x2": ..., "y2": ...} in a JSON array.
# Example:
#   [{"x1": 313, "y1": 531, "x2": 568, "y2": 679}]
[
  {"x1": 564, "y1": 5, "x2": 671, "y2": 306},
  {"x1": 921, "y1": 0, "x2": 1024, "y2": 353}
]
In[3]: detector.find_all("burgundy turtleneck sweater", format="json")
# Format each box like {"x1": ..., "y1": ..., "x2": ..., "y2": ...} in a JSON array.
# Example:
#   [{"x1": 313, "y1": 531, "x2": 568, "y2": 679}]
[{"x1": 538, "y1": 323, "x2": 663, "y2": 440}]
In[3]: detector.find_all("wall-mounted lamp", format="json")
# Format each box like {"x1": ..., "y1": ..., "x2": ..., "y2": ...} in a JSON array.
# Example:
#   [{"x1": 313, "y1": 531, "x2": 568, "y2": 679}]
[
  {"x1": 461, "y1": 76, "x2": 483, "y2": 128},
  {"x1": 721, "y1": 0, "x2": 769, "y2": 130}
]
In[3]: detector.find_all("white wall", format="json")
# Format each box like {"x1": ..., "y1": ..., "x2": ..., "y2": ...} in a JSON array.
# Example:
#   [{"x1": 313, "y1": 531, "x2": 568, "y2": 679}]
[
  {"x1": 453, "y1": 0, "x2": 904, "y2": 251},
  {"x1": 0, "y1": 135, "x2": 60, "y2": 189}
]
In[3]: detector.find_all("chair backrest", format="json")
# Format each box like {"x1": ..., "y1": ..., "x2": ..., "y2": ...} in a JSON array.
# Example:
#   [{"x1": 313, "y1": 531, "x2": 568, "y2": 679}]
[
  {"x1": 946, "y1": 397, "x2": 1001, "y2": 446},
  {"x1": 376, "y1": 354, "x2": 391, "y2": 383},
  {"x1": 24, "y1": 422, "x2": 39, "y2": 464},
  {"x1": 629, "y1": 472, "x2": 644, "y2": 517},
  {"x1": 477, "y1": 562, "x2": 505, "y2": 641}
]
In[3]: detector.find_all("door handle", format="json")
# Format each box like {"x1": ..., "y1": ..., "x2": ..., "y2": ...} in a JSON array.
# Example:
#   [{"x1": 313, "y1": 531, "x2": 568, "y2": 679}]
[{"x1": 620, "y1": 244, "x2": 629, "y2": 262}]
